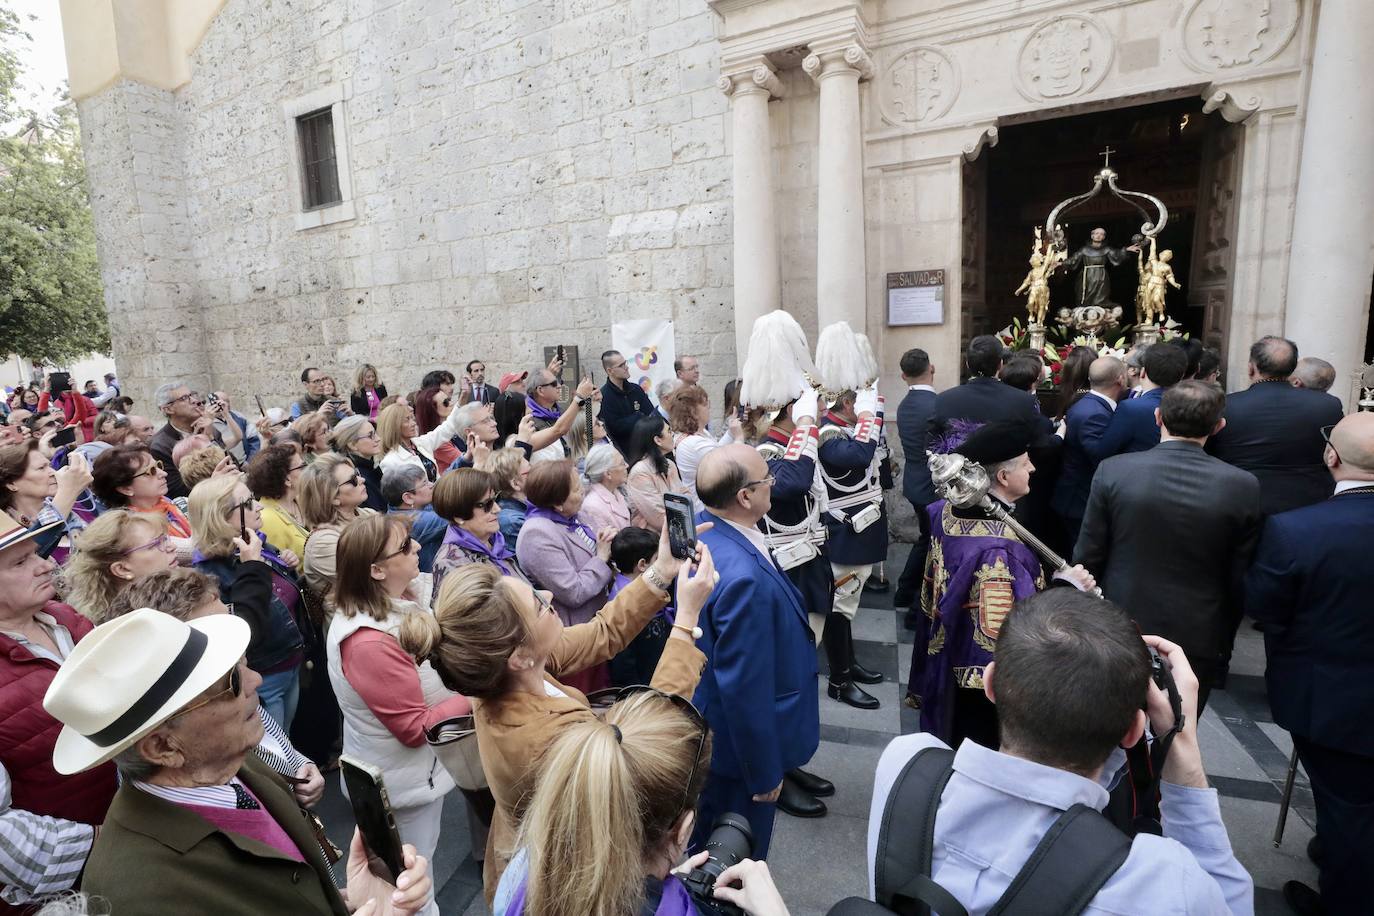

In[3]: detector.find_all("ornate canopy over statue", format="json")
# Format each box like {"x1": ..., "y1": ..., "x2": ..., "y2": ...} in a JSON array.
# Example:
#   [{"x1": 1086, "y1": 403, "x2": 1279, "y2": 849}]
[{"x1": 1013, "y1": 149, "x2": 1180, "y2": 349}]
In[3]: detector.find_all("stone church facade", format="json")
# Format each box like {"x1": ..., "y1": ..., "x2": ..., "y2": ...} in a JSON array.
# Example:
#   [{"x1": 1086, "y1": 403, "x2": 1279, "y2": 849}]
[{"x1": 61, "y1": 0, "x2": 1373, "y2": 413}]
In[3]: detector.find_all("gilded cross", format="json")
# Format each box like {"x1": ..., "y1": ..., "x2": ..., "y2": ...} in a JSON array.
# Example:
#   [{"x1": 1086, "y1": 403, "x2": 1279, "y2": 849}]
[{"x1": 1100, "y1": 146, "x2": 1115, "y2": 168}]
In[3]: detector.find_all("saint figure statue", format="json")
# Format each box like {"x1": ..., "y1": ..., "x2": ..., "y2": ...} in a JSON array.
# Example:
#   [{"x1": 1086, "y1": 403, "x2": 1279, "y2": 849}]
[{"x1": 1060, "y1": 227, "x2": 1138, "y2": 308}]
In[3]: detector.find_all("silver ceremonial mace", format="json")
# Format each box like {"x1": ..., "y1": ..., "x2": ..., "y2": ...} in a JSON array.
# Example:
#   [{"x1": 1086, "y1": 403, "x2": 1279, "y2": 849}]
[{"x1": 927, "y1": 451, "x2": 1103, "y2": 597}]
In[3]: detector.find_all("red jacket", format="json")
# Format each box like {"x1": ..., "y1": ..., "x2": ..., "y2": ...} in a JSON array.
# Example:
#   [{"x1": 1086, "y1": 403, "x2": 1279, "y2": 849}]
[
  {"x1": 36, "y1": 392, "x2": 98, "y2": 443},
  {"x1": 0, "y1": 602, "x2": 117, "y2": 909}
]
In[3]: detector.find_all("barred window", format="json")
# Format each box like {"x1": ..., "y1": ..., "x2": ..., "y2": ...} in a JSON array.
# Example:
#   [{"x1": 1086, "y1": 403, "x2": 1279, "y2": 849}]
[{"x1": 297, "y1": 109, "x2": 341, "y2": 211}]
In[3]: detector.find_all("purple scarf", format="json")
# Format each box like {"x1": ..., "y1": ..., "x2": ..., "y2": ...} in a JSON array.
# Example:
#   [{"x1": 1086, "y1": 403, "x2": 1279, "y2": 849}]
[
  {"x1": 443, "y1": 523, "x2": 515, "y2": 576},
  {"x1": 505, "y1": 875, "x2": 692, "y2": 916},
  {"x1": 527, "y1": 506, "x2": 598, "y2": 553},
  {"x1": 525, "y1": 395, "x2": 562, "y2": 423}
]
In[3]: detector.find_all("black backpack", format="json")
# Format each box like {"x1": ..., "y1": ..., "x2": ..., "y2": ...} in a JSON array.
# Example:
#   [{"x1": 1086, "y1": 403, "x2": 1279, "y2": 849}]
[{"x1": 827, "y1": 747, "x2": 1132, "y2": 916}]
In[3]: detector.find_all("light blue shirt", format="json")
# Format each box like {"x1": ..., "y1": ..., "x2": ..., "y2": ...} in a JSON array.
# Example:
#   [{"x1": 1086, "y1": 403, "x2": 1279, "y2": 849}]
[{"x1": 867, "y1": 734, "x2": 1253, "y2": 915}]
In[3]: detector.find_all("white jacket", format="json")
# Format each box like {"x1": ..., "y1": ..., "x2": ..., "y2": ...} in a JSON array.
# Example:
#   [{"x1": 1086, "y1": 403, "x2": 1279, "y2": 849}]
[{"x1": 379, "y1": 407, "x2": 468, "y2": 475}]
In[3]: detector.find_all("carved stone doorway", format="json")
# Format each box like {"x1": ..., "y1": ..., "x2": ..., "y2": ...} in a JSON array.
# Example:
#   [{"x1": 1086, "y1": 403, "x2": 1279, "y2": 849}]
[{"x1": 962, "y1": 97, "x2": 1236, "y2": 356}]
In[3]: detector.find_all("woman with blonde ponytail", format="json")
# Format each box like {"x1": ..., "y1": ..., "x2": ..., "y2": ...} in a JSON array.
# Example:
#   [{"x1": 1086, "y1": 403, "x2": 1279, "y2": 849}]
[
  {"x1": 493, "y1": 691, "x2": 791, "y2": 916},
  {"x1": 396, "y1": 522, "x2": 718, "y2": 902}
]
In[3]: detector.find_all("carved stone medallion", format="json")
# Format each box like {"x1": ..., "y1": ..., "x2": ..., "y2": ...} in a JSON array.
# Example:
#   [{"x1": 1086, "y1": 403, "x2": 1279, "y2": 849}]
[
  {"x1": 1015, "y1": 14, "x2": 1114, "y2": 101},
  {"x1": 1180, "y1": 0, "x2": 1301, "y2": 72},
  {"x1": 879, "y1": 45, "x2": 959, "y2": 128}
]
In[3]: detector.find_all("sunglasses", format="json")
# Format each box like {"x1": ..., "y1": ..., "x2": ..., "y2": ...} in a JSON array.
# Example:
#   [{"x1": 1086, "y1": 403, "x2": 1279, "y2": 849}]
[
  {"x1": 585, "y1": 684, "x2": 709, "y2": 819},
  {"x1": 132, "y1": 460, "x2": 165, "y2": 479},
  {"x1": 119, "y1": 533, "x2": 170, "y2": 556},
  {"x1": 534, "y1": 381, "x2": 558, "y2": 390},
  {"x1": 475, "y1": 496, "x2": 499, "y2": 513},
  {"x1": 377, "y1": 537, "x2": 419, "y2": 563},
  {"x1": 229, "y1": 495, "x2": 257, "y2": 513},
  {"x1": 1319, "y1": 424, "x2": 1340, "y2": 462},
  {"x1": 439, "y1": 397, "x2": 452, "y2": 408},
  {"x1": 339, "y1": 472, "x2": 362, "y2": 488},
  {"x1": 169, "y1": 663, "x2": 243, "y2": 722}
]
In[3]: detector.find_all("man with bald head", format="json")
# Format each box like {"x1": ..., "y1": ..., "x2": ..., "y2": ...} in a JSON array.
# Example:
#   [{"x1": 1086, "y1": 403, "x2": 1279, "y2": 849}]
[
  {"x1": 1052, "y1": 355, "x2": 1126, "y2": 545},
  {"x1": 689, "y1": 444, "x2": 820, "y2": 859},
  {"x1": 1245, "y1": 413, "x2": 1374, "y2": 915}
]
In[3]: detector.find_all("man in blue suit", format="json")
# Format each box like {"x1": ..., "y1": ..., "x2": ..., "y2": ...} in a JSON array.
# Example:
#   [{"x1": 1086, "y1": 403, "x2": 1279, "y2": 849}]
[
  {"x1": 892, "y1": 348, "x2": 938, "y2": 619},
  {"x1": 1244, "y1": 412, "x2": 1374, "y2": 916},
  {"x1": 691, "y1": 443, "x2": 821, "y2": 858},
  {"x1": 1089, "y1": 341, "x2": 1188, "y2": 460},
  {"x1": 1051, "y1": 356, "x2": 1126, "y2": 546}
]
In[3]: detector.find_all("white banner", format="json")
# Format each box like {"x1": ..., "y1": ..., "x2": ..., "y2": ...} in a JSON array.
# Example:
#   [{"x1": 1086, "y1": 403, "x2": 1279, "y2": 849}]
[{"x1": 611, "y1": 319, "x2": 676, "y2": 406}]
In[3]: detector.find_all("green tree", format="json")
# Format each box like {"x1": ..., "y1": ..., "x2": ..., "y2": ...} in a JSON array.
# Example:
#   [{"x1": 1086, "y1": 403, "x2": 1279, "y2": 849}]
[{"x1": 0, "y1": 4, "x2": 109, "y2": 364}]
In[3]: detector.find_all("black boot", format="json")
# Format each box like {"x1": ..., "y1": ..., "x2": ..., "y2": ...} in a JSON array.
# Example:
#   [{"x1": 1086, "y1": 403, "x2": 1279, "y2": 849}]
[
  {"x1": 824, "y1": 615, "x2": 880, "y2": 709},
  {"x1": 847, "y1": 618, "x2": 884, "y2": 685}
]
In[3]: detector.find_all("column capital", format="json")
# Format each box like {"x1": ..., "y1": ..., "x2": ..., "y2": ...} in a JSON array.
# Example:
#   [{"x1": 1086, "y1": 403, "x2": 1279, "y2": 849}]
[
  {"x1": 802, "y1": 44, "x2": 874, "y2": 83},
  {"x1": 718, "y1": 57, "x2": 784, "y2": 99}
]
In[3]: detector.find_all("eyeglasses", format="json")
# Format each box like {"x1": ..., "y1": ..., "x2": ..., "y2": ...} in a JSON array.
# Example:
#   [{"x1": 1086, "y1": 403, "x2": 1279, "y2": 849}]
[
  {"x1": 339, "y1": 472, "x2": 362, "y2": 488},
  {"x1": 132, "y1": 460, "x2": 165, "y2": 479},
  {"x1": 164, "y1": 392, "x2": 196, "y2": 406},
  {"x1": 168, "y1": 663, "x2": 243, "y2": 723},
  {"x1": 119, "y1": 533, "x2": 170, "y2": 556},
  {"x1": 358, "y1": 431, "x2": 379, "y2": 441},
  {"x1": 608, "y1": 361, "x2": 627, "y2": 371},
  {"x1": 534, "y1": 381, "x2": 558, "y2": 390},
  {"x1": 229, "y1": 495, "x2": 257, "y2": 513},
  {"x1": 742, "y1": 475, "x2": 775, "y2": 491},
  {"x1": 288, "y1": 463, "x2": 306, "y2": 473},
  {"x1": 1320, "y1": 424, "x2": 1341, "y2": 463},
  {"x1": 585, "y1": 684, "x2": 709, "y2": 819},
  {"x1": 475, "y1": 496, "x2": 498, "y2": 513}
]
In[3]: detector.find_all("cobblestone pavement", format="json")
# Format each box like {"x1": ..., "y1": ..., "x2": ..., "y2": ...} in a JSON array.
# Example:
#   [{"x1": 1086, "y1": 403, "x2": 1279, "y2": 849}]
[{"x1": 319, "y1": 543, "x2": 1313, "y2": 916}]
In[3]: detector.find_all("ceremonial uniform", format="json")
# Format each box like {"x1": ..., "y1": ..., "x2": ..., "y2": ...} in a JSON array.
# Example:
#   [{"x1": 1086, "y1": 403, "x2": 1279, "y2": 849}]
[
  {"x1": 819, "y1": 408, "x2": 888, "y2": 617},
  {"x1": 910, "y1": 497, "x2": 1044, "y2": 748},
  {"x1": 756, "y1": 424, "x2": 832, "y2": 628}
]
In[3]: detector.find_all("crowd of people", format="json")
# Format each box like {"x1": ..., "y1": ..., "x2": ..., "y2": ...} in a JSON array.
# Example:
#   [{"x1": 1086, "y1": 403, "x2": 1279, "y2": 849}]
[{"x1": 0, "y1": 321, "x2": 1367, "y2": 916}]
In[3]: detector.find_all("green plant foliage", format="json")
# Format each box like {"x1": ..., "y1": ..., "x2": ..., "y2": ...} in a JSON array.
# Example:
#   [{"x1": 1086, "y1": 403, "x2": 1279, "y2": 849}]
[{"x1": 0, "y1": 4, "x2": 109, "y2": 363}]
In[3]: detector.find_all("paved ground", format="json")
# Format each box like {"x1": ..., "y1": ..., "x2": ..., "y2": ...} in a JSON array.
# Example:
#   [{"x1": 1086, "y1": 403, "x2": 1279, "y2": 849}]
[{"x1": 319, "y1": 542, "x2": 1314, "y2": 915}]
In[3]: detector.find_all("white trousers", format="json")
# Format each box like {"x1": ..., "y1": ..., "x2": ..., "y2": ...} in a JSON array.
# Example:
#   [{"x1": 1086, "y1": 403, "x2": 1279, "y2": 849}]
[
  {"x1": 829, "y1": 562, "x2": 873, "y2": 623},
  {"x1": 393, "y1": 796, "x2": 445, "y2": 916}
]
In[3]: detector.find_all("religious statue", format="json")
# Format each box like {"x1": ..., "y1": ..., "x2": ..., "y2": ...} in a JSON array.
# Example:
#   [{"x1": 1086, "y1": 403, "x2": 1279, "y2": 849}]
[
  {"x1": 1060, "y1": 227, "x2": 1139, "y2": 309},
  {"x1": 1139, "y1": 236, "x2": 1181, "y2": 326},
  {"x1": 1013, "y1": 226, "x2": 1060, "y2": 326}
]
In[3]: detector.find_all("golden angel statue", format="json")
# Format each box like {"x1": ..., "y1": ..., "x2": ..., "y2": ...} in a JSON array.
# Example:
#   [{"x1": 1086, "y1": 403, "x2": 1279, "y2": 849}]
[
  {"x1": 1014, "y1": 226, "x2": 1061, "y2": 326},
  {"x1": 1137, "y1": 236, "x2": 1181, "y2": 326}
]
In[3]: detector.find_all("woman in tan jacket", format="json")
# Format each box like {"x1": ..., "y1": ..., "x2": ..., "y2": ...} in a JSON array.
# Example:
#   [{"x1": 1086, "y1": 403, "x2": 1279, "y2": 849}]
[{"x1": 399, "y1": 522, "x2": 716, "y2": 902}]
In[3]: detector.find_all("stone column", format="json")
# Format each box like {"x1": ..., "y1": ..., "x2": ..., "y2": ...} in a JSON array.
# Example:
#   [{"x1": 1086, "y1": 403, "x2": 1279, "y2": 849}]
[
  {"x1": 719, "y1": 62, "x2": 784, "y2": 374},
  {"x1": 804, "y1": 44, "x2": 873, "y2": 333},
  {"x1": 1284, "y1": 0, "x2": 1374, "y2": 407}
]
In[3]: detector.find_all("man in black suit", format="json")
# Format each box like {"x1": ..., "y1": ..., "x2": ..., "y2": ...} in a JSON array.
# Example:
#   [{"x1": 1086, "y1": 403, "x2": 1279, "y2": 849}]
[
  {"x1": 891, "y1": 348, "x2": 937, "y2": 617},
  {"x1": 1090, "y1": 342, "x2": 1188, "y2": 459},
  {"x1": 1208, "y1": 336, "x2": 1345, "y2": 516},
  {"x1": 1244, "y1": 413, "x2": 1374, "y2": 916},
  {"x1": 1075, "y1": 381, "x2": 1261, "y2": 713},
  {"x1": 463, "y1": 359, "x2": 500, "y2": 405},
  {"x1": 927, "y1": 336, "x2": 1055, "y2": 442},
  {"x1": 1052, "y1": 356, "x2": 1126, "y2": 548}
]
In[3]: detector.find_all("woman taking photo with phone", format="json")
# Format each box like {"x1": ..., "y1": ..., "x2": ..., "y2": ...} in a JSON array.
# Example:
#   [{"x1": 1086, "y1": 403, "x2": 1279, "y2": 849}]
[
  {"x1": 398, "y1": 522, "x2": 716, "y2": 902},
  {"x1": 188, "y1": 473, "x2": 307, "y2": 730}
]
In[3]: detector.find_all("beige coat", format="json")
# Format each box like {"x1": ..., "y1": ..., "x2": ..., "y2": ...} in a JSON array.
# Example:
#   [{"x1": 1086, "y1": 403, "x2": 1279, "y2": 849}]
[{"x1": 474, "y1": 576, "x2": 705, "y2": 900}]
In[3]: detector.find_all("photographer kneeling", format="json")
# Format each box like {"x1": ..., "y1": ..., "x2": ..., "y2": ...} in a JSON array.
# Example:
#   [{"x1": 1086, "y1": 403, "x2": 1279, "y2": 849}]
[
  {"x1": 493, "y1": 689, "x2": 790, "y2": 916},
  {"x1": 865, "y1": 589, "x2": 1253, "y2": 915}
]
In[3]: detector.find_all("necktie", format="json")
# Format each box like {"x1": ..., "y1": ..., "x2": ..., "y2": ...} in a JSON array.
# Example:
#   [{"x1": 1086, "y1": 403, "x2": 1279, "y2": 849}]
[{"x1": 232, "y1": 782, "x2": 261, "y2": 810}]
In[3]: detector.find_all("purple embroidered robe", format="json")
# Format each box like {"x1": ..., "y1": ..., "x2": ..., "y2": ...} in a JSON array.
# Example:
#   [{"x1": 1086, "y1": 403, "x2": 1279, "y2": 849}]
[{"x1": 909, "y1": 499, "x2": 1045, "y2": 742}]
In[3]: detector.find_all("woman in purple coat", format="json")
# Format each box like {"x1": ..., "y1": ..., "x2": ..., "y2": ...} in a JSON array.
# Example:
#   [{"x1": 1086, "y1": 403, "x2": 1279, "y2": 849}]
[{"x1": 515, "y1": 458, "x2": 616, "y2": 695}]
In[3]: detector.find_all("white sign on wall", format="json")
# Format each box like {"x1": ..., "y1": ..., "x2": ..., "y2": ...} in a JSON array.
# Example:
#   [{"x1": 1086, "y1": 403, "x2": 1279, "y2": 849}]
[
  {"x1": 887, "y1": 269, "x2": 946, "y2": 326},
  {"x1": 611, "y1": 319, "x2": 676, "y2": 405}
]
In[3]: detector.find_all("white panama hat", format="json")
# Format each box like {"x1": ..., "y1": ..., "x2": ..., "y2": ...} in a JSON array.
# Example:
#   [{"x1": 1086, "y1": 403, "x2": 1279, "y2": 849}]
[{"x1": 44, "y1": 608, "x2": 251, "y2": 775}]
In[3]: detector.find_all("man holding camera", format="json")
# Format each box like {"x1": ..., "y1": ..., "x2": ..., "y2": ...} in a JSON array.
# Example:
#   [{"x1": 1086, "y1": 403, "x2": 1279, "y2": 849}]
[{"x1": 869, "y1": 589, "x2": 1253, "y2": 915}]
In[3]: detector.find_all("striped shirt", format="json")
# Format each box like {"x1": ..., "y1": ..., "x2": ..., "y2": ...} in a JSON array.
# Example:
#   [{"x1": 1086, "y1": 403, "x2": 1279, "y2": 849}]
[{"x1": 0, "y1": 762, "x2": 95, "y2": 905}]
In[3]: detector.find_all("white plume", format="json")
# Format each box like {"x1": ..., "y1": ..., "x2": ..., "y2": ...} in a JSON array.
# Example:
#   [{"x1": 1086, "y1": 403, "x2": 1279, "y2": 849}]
[
  {"x1": 813, "y1": 322, "x2": 868, "y2": 395},
  {"x1": 740, "y1": 310, "x2": 812, "y2": 409},
  {"x1": 853, "y1": 333, "x2": 879, "y2": 383}
]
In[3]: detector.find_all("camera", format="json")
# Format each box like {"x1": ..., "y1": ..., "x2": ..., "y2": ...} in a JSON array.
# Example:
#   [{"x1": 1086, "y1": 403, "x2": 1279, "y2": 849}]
[
  {"x1": 679, "y1": 813, "x2": 753, "y2": 916},
  {"x1": 1146, "y1": 646, "x2": 1183, "y2": 732}
]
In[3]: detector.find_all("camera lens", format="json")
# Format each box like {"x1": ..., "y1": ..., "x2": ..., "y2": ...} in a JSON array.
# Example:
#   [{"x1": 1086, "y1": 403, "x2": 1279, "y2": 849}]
[{"x1": 700, "y1": 813, "x2": 754, "y2": 882}]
